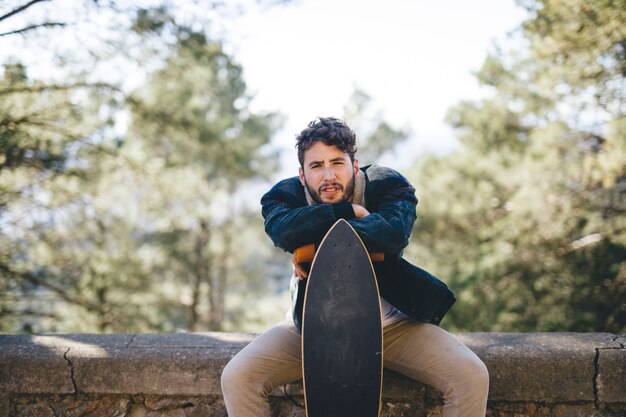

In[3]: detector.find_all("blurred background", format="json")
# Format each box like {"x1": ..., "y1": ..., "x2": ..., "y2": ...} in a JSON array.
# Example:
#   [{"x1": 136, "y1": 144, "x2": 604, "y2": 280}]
[{"x1": 0, "y1": 0, "x2": 623, "y2": 334}]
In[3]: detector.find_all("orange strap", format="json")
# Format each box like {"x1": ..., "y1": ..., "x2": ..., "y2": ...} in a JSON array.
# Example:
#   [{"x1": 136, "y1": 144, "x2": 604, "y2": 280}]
[
  {"x1": 295, "y1": 243, "x2": 317, "y2": 264},
  {"x1": 295, "y1": 244, "x2": 384, "y2": 263}
]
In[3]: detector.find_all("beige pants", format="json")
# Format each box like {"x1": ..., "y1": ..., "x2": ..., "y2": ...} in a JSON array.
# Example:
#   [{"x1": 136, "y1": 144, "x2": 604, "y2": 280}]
[{"x1": 221, "y1": 319, "x2": 489, "y2": 417}]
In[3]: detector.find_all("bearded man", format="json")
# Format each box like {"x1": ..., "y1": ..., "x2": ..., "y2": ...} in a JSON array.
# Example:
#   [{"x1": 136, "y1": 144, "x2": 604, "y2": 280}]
[{"x1": 221, "y1": 117, "x2": 489, "y2": 417}]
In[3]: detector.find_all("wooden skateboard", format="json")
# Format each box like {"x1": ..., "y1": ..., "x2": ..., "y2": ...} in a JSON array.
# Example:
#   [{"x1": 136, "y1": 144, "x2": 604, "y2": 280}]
[{"x1": 300, "y1": 219, "x2": 383, "y2": 417}]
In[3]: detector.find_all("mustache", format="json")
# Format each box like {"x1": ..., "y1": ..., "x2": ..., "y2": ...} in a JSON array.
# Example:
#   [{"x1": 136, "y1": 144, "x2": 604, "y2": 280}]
[{"x1": 318, "y1": 182, "x2": 344, "y2": 193}]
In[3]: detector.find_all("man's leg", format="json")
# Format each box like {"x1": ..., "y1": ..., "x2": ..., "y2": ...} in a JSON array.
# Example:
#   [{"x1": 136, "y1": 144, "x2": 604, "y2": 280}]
[
  {"x1": 383, "y1": 320, "x2": 489, "y2": 417},
  {"x1": 221, "y1": 320, "x2": 302, "y2": 417}
]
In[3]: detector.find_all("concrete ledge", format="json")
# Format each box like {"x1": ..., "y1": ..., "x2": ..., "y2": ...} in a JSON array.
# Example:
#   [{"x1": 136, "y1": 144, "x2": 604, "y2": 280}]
[{"x1": 1, "y1": 332, "x2": 624, "y2": 417}]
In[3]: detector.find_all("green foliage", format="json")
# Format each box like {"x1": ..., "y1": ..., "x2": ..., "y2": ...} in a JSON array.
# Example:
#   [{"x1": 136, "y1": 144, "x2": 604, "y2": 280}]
[
  {"x1": 407, "y1": 0, "x2": 625, "y2": 332},
  {"x1": 122, "y1": 25, "x2": 283, "y2": 332},
  {"x1": 0, "y1": 5, "x2": 285, "y2": 334},
  {"x1": 520, "y1": 0, "x2": 626, "y2": 106},
  {"x1": 4, "y1": 0, "x2": 623, "y2": 335},
  {"x1": 0, "y1": 67, "x2": 101, "y2": 174},
  {"x1": 0, "y1": 61, "x2": 129, "y2": 332},
  {"x1": 342, "y1": 88, "x2": 410, "y2": 166},
  {"x1": 131, "y1": 7, "x2": 172, "y2": 35}
]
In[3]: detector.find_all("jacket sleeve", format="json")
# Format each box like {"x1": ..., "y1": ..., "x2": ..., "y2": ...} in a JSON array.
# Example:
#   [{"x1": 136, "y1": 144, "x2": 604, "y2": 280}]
[
  {"x1": 349, "y1": 167, "x2": 418, "y2": 254},
  {"x1": 261, "y1": 178, "x2": 356, "y2": 252}
]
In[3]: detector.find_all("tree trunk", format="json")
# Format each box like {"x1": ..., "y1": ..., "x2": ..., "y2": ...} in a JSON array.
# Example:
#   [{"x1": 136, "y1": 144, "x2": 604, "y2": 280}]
[
  {"x1": 207, "y1": 184, "x2": 236, "y2": 331},
  {"x1": 187, "y1": 219, "x2": 211, "y2": 331}
]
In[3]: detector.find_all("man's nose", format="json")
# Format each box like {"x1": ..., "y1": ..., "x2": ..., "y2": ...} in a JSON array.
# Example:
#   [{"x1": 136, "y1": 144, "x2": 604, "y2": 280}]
[{"x1": 322, "y1": 165, "x2": 336, "y2": 180}]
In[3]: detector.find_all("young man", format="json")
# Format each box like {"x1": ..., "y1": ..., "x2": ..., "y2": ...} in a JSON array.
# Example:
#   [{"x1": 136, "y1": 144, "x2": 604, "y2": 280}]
[{"x1": 221, "y1": 117, "x2": 489, "y2": 416}]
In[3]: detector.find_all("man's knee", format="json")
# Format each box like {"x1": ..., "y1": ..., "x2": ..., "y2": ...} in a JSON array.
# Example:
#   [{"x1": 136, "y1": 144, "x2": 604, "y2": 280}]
[
  {"x1": 461, "y1": 354, "x2": 489, "y2": 393},
  {"x1": 221, "y1": 355, "x2": 253, "y2": 395},
  {"x1": 220, "y1": 358, "x2": 237, "y2": 394}
]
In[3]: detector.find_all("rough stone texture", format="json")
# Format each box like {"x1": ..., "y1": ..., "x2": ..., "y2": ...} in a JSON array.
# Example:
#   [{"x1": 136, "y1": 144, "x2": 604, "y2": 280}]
[
  {"x1": 457, "y1": 332, "x2": 620, "y2": 402},
  {"x1": 381, "y1": 369, "x2": 427, "y2": 401},
  {"x1": 0, "y1": 394, "x2": 9, "y2": 417},
  {"x1": 72, "y1": 347, "x2": 232, "y2": 395},
  {"x1": 2, "y1": 393, "x2": 625, "y2": 417},
  {"x1": 1, "y1": 332, "x2": 624, "y2": 417},
  {"x1": 0, "y1": 346, "x2": 75, "y2": 394},
  {"x1": 8, "y1": 395, "x2": 228, "y2": 417},
  {"x1": 483, "y1": 402, "x2": 610, "y2": 417},
  {"x1": 597, "y1": 347, "x2": 626, "y2": 405}
]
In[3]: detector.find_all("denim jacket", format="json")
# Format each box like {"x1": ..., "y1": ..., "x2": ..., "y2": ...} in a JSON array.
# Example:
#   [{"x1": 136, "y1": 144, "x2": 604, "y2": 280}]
[{"x1": 261, "y1": 164, "x2": 456, "y2": 331}]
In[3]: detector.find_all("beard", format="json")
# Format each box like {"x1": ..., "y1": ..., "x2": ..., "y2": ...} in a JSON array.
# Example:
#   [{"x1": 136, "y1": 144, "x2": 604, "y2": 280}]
[{"x1": 304, "y1": 171, "x2": 356, "y2": 204}]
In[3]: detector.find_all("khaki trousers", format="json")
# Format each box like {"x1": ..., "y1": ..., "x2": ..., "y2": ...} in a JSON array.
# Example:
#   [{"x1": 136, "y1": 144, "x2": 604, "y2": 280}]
[{"x1": 221, "y1": 318, "x2": 489, "y2": 417}]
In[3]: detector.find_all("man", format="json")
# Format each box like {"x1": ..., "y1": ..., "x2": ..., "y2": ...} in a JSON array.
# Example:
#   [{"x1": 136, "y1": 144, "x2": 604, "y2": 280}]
[{"x1": 221, "y1": 117, "x2": 489, "y2": 416}]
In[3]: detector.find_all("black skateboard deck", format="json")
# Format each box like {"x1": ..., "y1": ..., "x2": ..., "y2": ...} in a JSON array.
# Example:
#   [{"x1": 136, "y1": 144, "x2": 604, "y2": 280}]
[{"x1": 301, "y1": 219, "x2": 383, "y2": 417}]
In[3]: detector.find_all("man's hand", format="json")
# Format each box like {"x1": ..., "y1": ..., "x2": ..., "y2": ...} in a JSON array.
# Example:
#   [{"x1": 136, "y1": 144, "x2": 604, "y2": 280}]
[
  {"x1": 292, "y1": 205, "x2": 368, "y2": 280},
  {"x1": 352, "y1": 204, "x2": 370, "y2": 218},
  {"x1": 292, "y1": 251, "x2": 308, "y2": 280}
]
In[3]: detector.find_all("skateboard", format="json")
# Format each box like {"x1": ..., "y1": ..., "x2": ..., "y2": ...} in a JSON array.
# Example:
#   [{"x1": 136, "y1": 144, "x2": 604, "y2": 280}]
[{"x1": 299, "y1": 219, "x2": 383, "y2": 417}]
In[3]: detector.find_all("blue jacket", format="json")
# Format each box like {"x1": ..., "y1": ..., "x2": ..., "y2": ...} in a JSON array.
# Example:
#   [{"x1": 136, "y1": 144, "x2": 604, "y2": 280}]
[{"x1": 261, "y1": 164, "x2": 455, "y2": 330}]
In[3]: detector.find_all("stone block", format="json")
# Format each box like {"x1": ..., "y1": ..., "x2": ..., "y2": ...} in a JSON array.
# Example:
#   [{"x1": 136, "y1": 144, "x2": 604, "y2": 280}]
[
  {"x1": 129, "y1": 332, "x2": 254, "y2": 349},
  {"x1": 381, "y1": 369, "x2": 426, "y2": 401},
  {"x1": 0, "y1": 392, "x2": 9, "y2": 417},
  {"x1": 0, "y1": 333, "x2": 134, "y2": 348},
  {"x1": 68, "y1": 347, "x2": 233, "y2": 396},
  {"x1": 269, "y1": 397, "x2": 306, "y2": 417},
  {"x1": 2, "y1": 331, "x2": 625, "y2": 417},
  {"x1": 15, "y1": 403, "x2": 56, "y2": 417},
  {"x1": 0, "y1": 346, "x2": 75, "y2": 394},
  {"x1": 128, "y1": 396, "x2": 224, "y2": 417},
  {"x1": 552, "y1": 403, "x2": 596, "y2": 417},
  {"x1": 52, "y1": 395, "x2": 131, "y2": 417},
  {"x1": 597, "y1": 347, "x2": 626, "y2": 405},
  {"x1": 457, "y1": 333, "x2": 617, "y2": 402}
]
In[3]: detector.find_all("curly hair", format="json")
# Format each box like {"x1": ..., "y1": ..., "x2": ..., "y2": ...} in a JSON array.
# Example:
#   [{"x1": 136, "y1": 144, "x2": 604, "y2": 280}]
[{"x1": 295, "y1": 117, "x2": 357, "y2": 167}]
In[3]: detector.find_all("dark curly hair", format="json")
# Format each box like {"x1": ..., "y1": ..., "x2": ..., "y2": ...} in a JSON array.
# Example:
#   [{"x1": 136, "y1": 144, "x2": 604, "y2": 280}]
[{"x1": 296, "y1": 117, "x2": 357, "y2": 167}]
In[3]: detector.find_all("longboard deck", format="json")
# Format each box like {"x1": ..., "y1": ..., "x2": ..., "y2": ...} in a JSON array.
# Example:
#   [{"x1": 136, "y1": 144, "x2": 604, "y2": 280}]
[{"x1": 302, "y1": 219, "x2": 383, "y2": 417}]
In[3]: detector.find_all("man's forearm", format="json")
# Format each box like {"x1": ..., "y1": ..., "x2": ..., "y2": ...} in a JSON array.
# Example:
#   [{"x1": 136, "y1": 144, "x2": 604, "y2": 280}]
[{"x1": 263, "y1": 202, "x2": 356, "y2": 252}]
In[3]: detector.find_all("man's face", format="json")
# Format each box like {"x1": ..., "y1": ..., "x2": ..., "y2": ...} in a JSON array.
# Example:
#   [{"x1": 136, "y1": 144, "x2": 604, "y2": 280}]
[{"x1": 299, "y1": 141, "x2": 359, "y2": 204}]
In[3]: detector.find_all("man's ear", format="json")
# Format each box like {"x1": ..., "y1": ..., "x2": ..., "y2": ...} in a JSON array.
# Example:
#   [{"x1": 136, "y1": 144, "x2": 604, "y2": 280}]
[
  {"x1": 299, "y1": 167, "x2": 305, "y2": 186},
  {"x1": 353, "y1": 159, "x2": 359, "y2": 174}
]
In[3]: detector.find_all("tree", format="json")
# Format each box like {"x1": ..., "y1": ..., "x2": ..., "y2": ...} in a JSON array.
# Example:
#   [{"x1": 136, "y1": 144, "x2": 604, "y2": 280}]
[
  {"x1": 0, "y1": 5, "x2": 285, "y2": 333},
  {"x1": 342, "y1": 88, "x2": 411, "y2": 166},
  {"x1": 0, "y1": 0, "x2": 67, "y2": 37},
  {"x1": 406, "y1": 0, "x2": 625, "y2": 332},
  {"x1": 0, "y1": 57, "x2": 130, "y2": 332},
  {"x1": 124, "y1": 26, "x2": 281, "y2": 331}
]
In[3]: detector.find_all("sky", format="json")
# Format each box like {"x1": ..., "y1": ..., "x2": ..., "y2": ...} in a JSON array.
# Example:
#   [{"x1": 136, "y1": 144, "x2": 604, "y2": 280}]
[
  {"x1": 0, "y1": 0, "x2": 528, "y2": 178},
  {"x1": 225, "y1": 0, "x2": 528, "y2": 176}
]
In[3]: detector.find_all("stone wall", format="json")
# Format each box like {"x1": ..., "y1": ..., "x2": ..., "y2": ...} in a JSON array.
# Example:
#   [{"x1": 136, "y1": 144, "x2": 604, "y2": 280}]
[{"x1": 0, "y1": 332, "x2": 624, "y2": 417}]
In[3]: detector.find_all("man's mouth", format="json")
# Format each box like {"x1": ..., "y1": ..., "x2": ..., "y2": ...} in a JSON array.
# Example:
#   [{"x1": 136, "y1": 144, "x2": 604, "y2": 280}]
[{"x1": 320, "y1": 184, "x2": 343, "y2": 194}]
